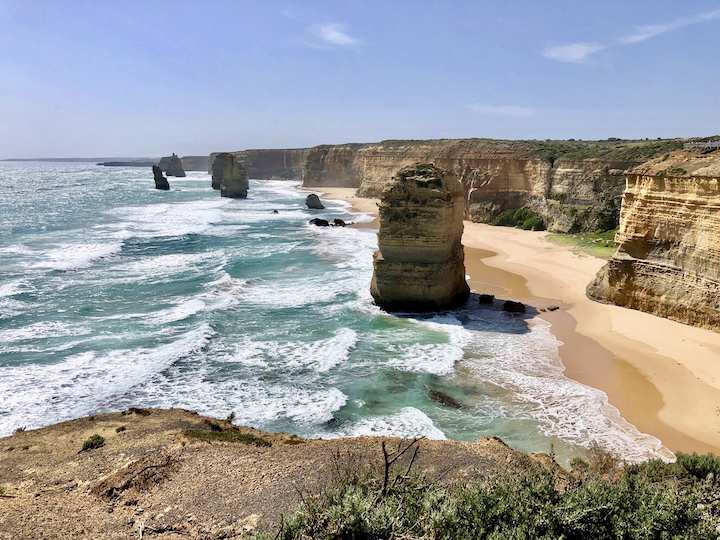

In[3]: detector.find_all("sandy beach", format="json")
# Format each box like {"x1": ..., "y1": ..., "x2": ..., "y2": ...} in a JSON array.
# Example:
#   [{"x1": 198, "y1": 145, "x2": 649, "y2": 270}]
[{"x1": 312, "y1": 187, "x2": 720, "y2": 456}]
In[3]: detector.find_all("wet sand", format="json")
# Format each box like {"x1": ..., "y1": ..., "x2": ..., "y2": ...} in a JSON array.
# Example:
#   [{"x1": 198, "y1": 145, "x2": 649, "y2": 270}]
[{"x1": 311, "y1": 187, "x2": 720, "y2": 455}]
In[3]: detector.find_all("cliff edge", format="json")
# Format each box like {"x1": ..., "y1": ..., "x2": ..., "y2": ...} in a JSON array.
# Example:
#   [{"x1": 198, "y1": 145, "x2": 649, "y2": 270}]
[{"x1": 587, "y1": 150, "x2": 720, "y2": 330}]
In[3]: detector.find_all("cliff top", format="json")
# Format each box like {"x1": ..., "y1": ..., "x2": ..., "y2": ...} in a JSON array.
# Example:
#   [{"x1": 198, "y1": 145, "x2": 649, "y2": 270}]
[
  {"x1": 0, "y1": 408, "x2": 552, "y2": 538},
  {"x1": 630, "y1": 148, "x2": 720, "y2": 177}
]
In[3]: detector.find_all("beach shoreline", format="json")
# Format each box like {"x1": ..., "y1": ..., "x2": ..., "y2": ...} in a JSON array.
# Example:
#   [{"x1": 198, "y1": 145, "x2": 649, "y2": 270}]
[{"x1": 313, "y1": 186, "x2": 720, "y2": 456}]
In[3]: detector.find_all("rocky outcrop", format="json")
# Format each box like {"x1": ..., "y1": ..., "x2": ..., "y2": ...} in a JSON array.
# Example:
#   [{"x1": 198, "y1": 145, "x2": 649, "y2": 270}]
[
  {"x1": 209, "y1": 149, "x2": 308, "y2": 179},
  {"x1": 212, "y1": 153, "x2": 249, "y2": 198},
  {"x1": 371, "y1": 164, "x2": 470, "y2": 311},
  {"x1": 152, "y1": 165, "x2": 170, "y2": 190},
  {"x1": 157, "y1": 155, "x2": 209, "y2": 172},
  {"x1": 587, "y1": 150, "x2": 720, "y2": 330},
  {"x1": 303, "y1": 144, "x2": 363, "y2": 187},
  {"x1": 165, "y1": 153, "x2": 186, "y2": 177},
  {"x1": 305, "y1": 194, "x2": 325, "y2": 209}
]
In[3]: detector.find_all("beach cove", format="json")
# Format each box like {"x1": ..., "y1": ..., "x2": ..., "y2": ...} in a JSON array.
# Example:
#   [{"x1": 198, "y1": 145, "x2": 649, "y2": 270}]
[{"x1": 318, "y1": 186, "x2": 720, "y2": 456}]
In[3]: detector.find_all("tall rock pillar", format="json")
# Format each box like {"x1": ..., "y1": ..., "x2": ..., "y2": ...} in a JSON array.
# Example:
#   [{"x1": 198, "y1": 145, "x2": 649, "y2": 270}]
[
  {"x1": 371, "y1": 163, "x2": 470, "y2": 311},
  {"x1": 212, "y1": 153, "x2": 249, "y2": 198}
]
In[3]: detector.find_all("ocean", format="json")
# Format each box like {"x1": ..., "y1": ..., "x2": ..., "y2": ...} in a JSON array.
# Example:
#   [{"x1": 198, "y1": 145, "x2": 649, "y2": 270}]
[{"x1": 0, "y1": 162, "x2": 671, "y2": 464}]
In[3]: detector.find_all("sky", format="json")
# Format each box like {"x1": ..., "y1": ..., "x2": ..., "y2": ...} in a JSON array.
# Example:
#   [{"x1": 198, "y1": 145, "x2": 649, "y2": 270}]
[{"x1": 1, "y1": 0, "x2": 719, "y2": 158}]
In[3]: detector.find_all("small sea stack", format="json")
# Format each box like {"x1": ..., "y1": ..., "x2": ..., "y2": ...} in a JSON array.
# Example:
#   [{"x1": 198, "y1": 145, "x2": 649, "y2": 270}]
[
  {"x1": 166, "y1": 153, "x2": 186, "y2": 177},
  {"x1": 152, "y1": 165, "x2": 170, "y2": 190},
  {"x1": 370, "y1": 163, "x2": 470, "y2": 311},
  {"x1": 212, "y1": 153, "x2": 249, "y2": 198},
  {"x1": 305, "y1": 193, "x2": 325, "y2": 209}
]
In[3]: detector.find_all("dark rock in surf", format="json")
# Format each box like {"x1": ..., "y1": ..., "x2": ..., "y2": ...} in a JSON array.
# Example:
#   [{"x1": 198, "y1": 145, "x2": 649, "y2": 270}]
[
  {"x1": 152, "y1": 165, "x2": 170, "y2": 190},
  {"x1": 502, "y1": 300, "x2": 526, "y2": 313},
  {"x1": 309, "y1": 218, "x2": 330, "y2": 227},
  {"x1": 478, "y1": 294, "x2": 494, "y2": 304},
  {"x1": 305, "y1": 194, "x2": 325, "y2": 209},
  {"x1": 333, "y1": 219, "x2": 347, "y2": 227}
]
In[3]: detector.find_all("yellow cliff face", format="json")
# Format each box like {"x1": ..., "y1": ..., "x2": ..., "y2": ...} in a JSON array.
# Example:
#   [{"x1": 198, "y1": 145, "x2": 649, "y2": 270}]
[
  {"x1": 588, "y1": 151, "x2": 720, "y2": 330},
  {"x1": 370, "y1": 163, "x2": 470, "y2": 311}
]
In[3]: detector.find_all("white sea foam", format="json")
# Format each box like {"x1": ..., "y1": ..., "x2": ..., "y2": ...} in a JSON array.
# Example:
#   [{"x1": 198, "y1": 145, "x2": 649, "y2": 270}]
[
  {"x1": 31, "y1": 242, "x2": 123, "y2": 271},
  {"x1": 463, "y1": 318, "x2": 673, "y2": 462},
  {"x1": 330, "y1": 407, "x2": 446, "y2": 440},
  {"x1": 0, "y1": 321, "x2": 90, "y2": 345},
  {"x1": 0, "y1": 324, "x2": 215, "y2": 436},
  {"x1": 147, "y1": 298, "x2": 207, "y2": 325}
]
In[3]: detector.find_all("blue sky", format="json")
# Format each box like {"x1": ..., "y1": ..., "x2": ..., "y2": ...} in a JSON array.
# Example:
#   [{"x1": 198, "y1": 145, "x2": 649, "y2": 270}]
[{"x1": 1, "y1": 0, "x2": 719, "y2": 158}]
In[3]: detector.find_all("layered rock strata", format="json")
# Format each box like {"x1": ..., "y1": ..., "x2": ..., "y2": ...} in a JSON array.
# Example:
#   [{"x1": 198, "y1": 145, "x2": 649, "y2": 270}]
[
  {"x1": 212, "y1": 153, "x2": 249, "y2": 198},
  {"x1": 587, "y1": 151, "x2": 720, "y2": 330},
  {"x1": 371, "y1": 163, "x2": 470, "y2": 311},
  {"x1": 209, "y1": 149, "x2": 308, "y2": 179},
  {"x1": 152, "y1": 165, "x2": 170, "y2": 190}
]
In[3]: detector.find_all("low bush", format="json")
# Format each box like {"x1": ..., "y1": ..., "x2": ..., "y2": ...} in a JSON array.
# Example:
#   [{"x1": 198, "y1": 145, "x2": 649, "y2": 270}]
[
  {"x1": 248, "y1": 449, "x2": 718, "y2": 539},
  {"x1": 184, "y1": 428, "x2": 272, "y2": 447},
  {"x1": 490, "y1": 207, "x2": 546, "y2": 231},
  {"x1": 81, "y1": 434, "x2": 105, "y2": 452}
]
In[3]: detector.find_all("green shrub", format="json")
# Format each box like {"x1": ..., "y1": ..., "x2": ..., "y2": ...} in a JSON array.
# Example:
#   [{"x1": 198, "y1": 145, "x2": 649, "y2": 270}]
[
  {"x1": 490, "y1": 207, "x2": 546, "y2": 231},
  {"x1": 81, "y1": 434, "x2": 105, "y2": 452},
  {"x1": 184, "y1": 428, "x2": 272, "y2": 447},
  {"x1": 115, "y1": 425, "x2": 126, "y2": 433}
]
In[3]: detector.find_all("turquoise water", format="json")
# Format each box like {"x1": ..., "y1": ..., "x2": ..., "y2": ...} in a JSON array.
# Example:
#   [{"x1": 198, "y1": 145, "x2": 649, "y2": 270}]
[{"x1": 0, "y1": 163, "x2": 670, "y2": 463}]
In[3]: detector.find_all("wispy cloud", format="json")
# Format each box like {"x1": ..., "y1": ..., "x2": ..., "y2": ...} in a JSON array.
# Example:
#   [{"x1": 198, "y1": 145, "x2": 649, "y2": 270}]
[
  {"x1": 469, "y1": 104, "x2": 535, "y2": 117},
  {"x1": 307, "y1": 23, "x2": 360, "y2": 47},
  {"x1": 544, "y1": 8, "x2": 720, "y2": 63},
  {"x1": 543, "y1": 42, "x2": 605, "y2": 63},
  {"x1": 619, "y1": 9, "x2": 720, "y2": 44}
]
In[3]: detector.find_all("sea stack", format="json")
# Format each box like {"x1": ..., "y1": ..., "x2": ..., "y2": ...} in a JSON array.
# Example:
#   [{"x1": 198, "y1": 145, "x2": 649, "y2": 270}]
[
  {"x1": 587, "y1": 150, "x2": 720, "y2": 330},
  {"x1": 166, "y1": 153, "x2": 186, "y2": 177},
  {"x1": 212, "y1": 152, "x2": 249, "y2": 198},
  {"x1": 152, "y1": 165, "x2": 170, "y2": 190},
  {"x1": 305, "y1": 193, "x2": 325, "y2": 209},
  {"x1": 370, "y1": 163, "x2": 470, "y2": 311}
]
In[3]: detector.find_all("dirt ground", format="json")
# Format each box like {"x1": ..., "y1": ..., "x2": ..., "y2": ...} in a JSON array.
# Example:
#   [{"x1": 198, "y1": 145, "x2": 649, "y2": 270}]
[{"x1": 0, "y1": 408, "x2": 554, "y2": 539}]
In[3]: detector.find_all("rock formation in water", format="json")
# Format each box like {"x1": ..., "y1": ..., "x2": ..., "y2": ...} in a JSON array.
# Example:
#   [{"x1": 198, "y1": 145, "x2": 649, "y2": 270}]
[
  {"x1": 305, "y1": 193, "x2": 325, "y2": 209},
  {"x1": 370, "y1": 163, "x2": 470, "y2": 311},
  {"x1": 211, "y1": 153, "x2": 249, "y2": 198},
  {"x1": 587, "y1": 150, "x2": 720, "y2": 330},
  {"x1": 157, "y1": 155, "x2": 209, "y2": 172},
  {"x1": 208, "y1": 149, "x2": 307, "y2": 178},
  {"x1": 152, "y1": 165, "x2": 170, "y2": 190},
  {"x1": 165, "y1": 153, "x2": 186, "y2": 177}
]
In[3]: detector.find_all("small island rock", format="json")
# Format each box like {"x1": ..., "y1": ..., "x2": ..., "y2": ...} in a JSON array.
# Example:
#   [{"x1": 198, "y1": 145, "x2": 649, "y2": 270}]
[
  {"x1": 165, "y1": 153, "x2": 186, "y2": 177},
  {"x1": 152, "y1": 165, "x2": 170, "y2": 190},
  {"x1": 212, "y1": 153, "x2": 249, "y2": 198},
  {"x1": 305, "y1": 194, "x2": 325, "y2": 209}
]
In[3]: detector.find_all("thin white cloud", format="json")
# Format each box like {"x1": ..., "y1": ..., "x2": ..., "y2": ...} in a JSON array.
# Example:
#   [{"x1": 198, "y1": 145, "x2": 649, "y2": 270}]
[
  {"x1": 308, "y1": 23, "x2": 360, "y2": 46},
  {"x1": 469, "y1": 104, "x2": 535, "y2": 117},
  {"x1": 619, "y1": 9, "x2": 720, "y2": 44},
  {"x1": 543, "y1": 42, "x2": 605, "y2": 63},
  {"x1": 545, "y1": 8, "x2": 720, "y2": 63}
]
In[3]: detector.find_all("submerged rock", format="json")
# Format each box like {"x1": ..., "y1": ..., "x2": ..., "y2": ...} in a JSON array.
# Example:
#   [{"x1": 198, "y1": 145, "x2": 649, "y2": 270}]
[
  {"x1": 305, "y1": 194, "x2": 325, "y2": 209},
  {"x1": 212, "y1": 153, "x2": 249, "y2": 198},
  {"x1": 152, "y1": 165, "x2": 170, "y2": 190},
  {"x1": 333, "y1": 219, "x2": 347, "y2": 227},
  {"x1": 165, "y1": 153, "x2": 186, "y2": 177},
  {"x1": 478, "y1": 294, "x2": 495, "y2": 304},
  {"x1": 370, "y1": 163, "x2": 470, "y2": 311}
]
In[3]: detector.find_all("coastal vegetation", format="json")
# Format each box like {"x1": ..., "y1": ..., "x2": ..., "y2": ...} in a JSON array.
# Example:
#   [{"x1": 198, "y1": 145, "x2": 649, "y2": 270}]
[
  {"x1": 490, "y1": 207, "x2": 546, "y2": 231},
  {"x1": 251, "y1": 450, "x2": 720, "y2": 540},
  {"x1": 546, "y1": 230, "x2": 618, "y2": 259}
]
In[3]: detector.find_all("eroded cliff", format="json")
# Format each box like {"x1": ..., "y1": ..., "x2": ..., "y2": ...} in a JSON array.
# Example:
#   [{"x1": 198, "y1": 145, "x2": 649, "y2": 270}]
[
  {"x1": 300, "y1": 139, "x2": 684, "y2": 232},
  {"x1": 371, "y1": 163, "x2": 470, "y2": 311},
  {"x1": 210, "y1": 149, "x2": 308, "y2": 179},
  {"x1": 587, "y1": 150, "x2": 720, "y2": 330}
]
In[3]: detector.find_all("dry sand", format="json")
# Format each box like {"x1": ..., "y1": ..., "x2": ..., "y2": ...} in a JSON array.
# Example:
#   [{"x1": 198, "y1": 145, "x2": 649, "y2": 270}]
[{"x1": 314, "y1": 187, "x2": 720, "y2": 456}]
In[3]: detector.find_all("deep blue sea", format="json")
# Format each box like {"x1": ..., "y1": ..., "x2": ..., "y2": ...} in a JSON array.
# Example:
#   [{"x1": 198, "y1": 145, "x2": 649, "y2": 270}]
[{"x1": 0, "y1": 162, "x2": 670, "y2": 464}]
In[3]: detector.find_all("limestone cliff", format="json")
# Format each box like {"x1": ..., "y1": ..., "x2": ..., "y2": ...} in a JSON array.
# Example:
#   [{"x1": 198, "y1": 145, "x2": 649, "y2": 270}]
[
  {"x1": 209, "y1": 149, "x2": 308, "y2": 179},
  {"x1": 165, "y1": 153, "x2": 186, "y2": 177},
  {"x1": 157, "y1": 155, "x2": 209, "y2": 172},
  {"x1": 371, "y1": 164, "x2": 470, "y2": 311},
  {"x1": 587, "y1": 150, "x2": 720, "y2": 330},
  {"x1": 212, "y1": 153, "x2": 249, "y2": 198},
  {"x1": 300, "y1": 139, "x2": 684, "y2": 232}
]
